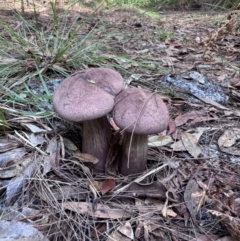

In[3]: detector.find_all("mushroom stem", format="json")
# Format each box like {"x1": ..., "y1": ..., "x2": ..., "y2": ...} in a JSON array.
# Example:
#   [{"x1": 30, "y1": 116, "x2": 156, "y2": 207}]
[
  {"x1": 82, "y1": 116, "x2": 111, "y2": 173},
  {"x1": 119, "y1": 132, "x2": 148, "y2": 176}
]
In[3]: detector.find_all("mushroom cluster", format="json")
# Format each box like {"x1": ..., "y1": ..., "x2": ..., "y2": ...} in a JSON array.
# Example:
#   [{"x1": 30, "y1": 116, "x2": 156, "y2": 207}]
[{"x1": 53, "y1": 68, "x2": 169, "y2": 176}]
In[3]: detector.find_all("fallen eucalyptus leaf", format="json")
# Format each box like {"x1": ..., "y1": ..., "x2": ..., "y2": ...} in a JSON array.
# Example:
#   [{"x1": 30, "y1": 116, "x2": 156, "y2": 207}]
[
  {"x1": 23, "y1": 123, "x2": 46, "y2": 133},
  {"x1": 0, "y1": 148, "x2": 25, "y2": 168},
  {"x1": 6, "y1": 157, "x2": 40, "y2": 205},
  {"x1": 148, "y1": 135, "x2": 173, "y2": 147},
  {"x1": 181, "y1": 131, "x2": 202, "y2": 158},
  {"x1": 63, "y1": 202, "x2": 132, "y2": 219},
  {"x1": 73, "y1": 152, "x2": 99, "y2": 164},
  {"x1": 218, "y1": 128, "x2": 240, "y2": 148}
]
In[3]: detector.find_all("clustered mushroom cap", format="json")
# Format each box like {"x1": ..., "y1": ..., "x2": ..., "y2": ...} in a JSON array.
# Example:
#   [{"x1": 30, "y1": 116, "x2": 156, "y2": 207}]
[
  {"x1": 53, "y1": 75, "x2": 114, "y2": 122},
  {"x1": 53, "y1": 67, "x2": 124, "y2": 122},
  {"x1": 75, "y1": 67, "x2": 124, "y2": 96},
  {"x1": 113, "y1": 88, "x2": 169, "y2": 135}
]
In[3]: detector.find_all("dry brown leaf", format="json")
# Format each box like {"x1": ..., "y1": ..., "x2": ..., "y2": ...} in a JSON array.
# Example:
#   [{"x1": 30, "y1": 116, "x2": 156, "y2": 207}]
[
  {"x1": 225, "y1": 109, "x2": 240, "y2": 117},
  {"x1": 168, "y1": 118, "x2": 176, "y2": 135},
  {"x1": 0, "y1": 148, "x2": 25, "y2": 168},
  {"x1": 73, "y1": 152, "x2": 99, "y2": 164},
  {"x1": 143, "y1": 198, "x2": 177, "y2": 217},
  {"x1": 193, "y1": 127, "x2": 213, "y2": 141},
  {"x1": 184, "y1": 179, "x2": 199, "y2": 226},
  {"x1": 45, "y1": 137, "x2": 60, "y2": 169},
  {"x1": 107, "y1": 229, "x2": 132, "y2": 241},
  {"x1": 218, "y1": 128, "x2": 240, "y2": 156},
  {"x1": 91, "y1": 181, "x2": 101, "y2": 194},
  {"x1": 117, "y1": 221, "x2": 134, "y2": 240},
  {"x1": 148, "y1": 135, "x2": 173, "y2": 147},
  {"x1": 196, "y1": 96, "x2": 229, "y2": 110},
  {"x1": 0, "y1": 138, "x2": 21, "y2": 152},
  {"x1": 63, "y1": 202, "x2": 132, "y2": 219},
  {"x1": 175, "y1": 110, "x2": 206, "y2": 126},
  {"x1": 6, "y1": 157, "x2": 40, "y2": 205},
  {"x1": 0, "y1": 156, "x2": 33, "y2": 178},
  {"x1": 109, "y1": 117, "x2": 120, "y2": 131},
  {"x1": 29, "y1": 133, "x2": 45, "y2": 147},
  {"x1": 49, "y1": 151, "x2": 59, "y2": 168},
  {"x1": 23, "y1": 123, "x2": 46, "y2": 133},
  {"x1": 171, "y1": 139, "x2": 186, "y2": 151},
  {"x1": 181, "y1": 131, "x2": 202, "y2": 158},
  {"x1": 135, "y1": 221, "x2": 144, "y2": 238},
  {"x1": 175, "y1": 110, "x2": 218, "y2": 127},
  {"x1": 126, "y1": 181, "x2": 167, "y2": 199},
  {"x1": 63, "y1": 138, "x2": 78, "y2": 151},
  {"x1": 51, "y1": 186, "x2": 85, "y2": 201},
  {"x1": 91, "y1": 223, "x2": 106, "y2": 239},
  {"x1": 218, "y1": 128, "x2": 240, "y2": 148},
  {"x1": 161, "y1": 56, "x2": 179, "y2": 67},
  {"x1": 100, "y1": 178, "x2": 116, "y2": 195},
  {"x1": 161, "y1": 203, "x2": 177, "y2": 217}
]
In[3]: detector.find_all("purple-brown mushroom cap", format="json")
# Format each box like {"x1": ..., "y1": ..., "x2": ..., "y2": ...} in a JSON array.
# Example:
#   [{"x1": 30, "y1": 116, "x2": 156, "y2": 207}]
[
  {"x1": 75, "y1": 67, "x2": 124, "y2": 96},
  {"x1": 53, "y1": 75, "x2": 115, "y2": 122},
  {"x1": 113, "y1": 88, "x2": 169, "y2": 135}
]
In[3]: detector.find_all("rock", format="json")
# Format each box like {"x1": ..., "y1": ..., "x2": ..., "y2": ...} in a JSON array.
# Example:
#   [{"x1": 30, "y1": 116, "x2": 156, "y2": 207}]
[
  {"x1": 159, "y1": 72, "x2": 228, "y2": 104},
  {"x1": 0, "y1": 220, "x2": 49, "y2": 241}
]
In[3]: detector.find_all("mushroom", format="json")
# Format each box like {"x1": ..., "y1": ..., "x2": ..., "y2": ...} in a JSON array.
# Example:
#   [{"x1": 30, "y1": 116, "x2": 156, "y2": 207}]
[
  {"x1": 112, "y1": 88, "x2": 169, "y2": 176},
  {"x1": 53, "y1": 68, "x2": 124, "y2": 173}
]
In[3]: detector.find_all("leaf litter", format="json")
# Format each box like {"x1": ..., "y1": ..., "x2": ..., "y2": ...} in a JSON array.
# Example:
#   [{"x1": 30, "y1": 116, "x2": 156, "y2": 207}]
[{"x1": 0, "y1": 3, "x2": 240, "y2": 241}]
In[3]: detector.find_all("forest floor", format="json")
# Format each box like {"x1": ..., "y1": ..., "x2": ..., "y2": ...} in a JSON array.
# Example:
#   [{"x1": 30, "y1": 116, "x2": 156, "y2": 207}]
[{"x1": 0, "y1": 3, "x2": 240, "y2": 241}]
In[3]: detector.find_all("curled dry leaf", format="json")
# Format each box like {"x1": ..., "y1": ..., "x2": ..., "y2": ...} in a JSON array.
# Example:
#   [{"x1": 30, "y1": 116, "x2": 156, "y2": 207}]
[
  {"x1": 196, "y1": 96, "x2": 229, "y2": 110},
  {"x1": 63, "y1": 202, "x2": 132, "y2": 219},
  {"x1": 100, "y1": 178, "x2": 116, "y2": 195},
  {"x1": 175, "y1": 110, "x2": 218, "y2": 127},
  {"x1": 63, "y1": 137, "x2": 78, "y2": 151},
  {"x1": 117, "y1": 221, "x2": 134, "y2": 240},
  {"x1": 29, "y1": 133, "x2": 45, "y2": 147},
  {"x1": 184, "y1": 179, "x2": 199, "y2": 226},
  {"x1": 0, "y1": 155, "x2": 32, "y2": 178},
  {"x1": 171, "y1": 131, "x2": 202, "y2": 158},
  {"x1": 126, "y1": 181, "x2": 167, "y2": 199},
  {"x1": 0, "y1": 137, "x2": 21, "y2": 152},
  {"x1": 218, "y1": 128, "x2": 240, "y2": 148},
  {"x1": 73, "y1": 152, "x2": 99, "y2": 164},
  {"x1": 168, "y1": 118, "x2": 176, "y2": 135},
  {"x1": 145, "y1": 198, "x2": 177, "y2": 217},
  {"x1": 0, "y1": 220, "x2": 49, "y2": 241},
  {"x1": 135, "y1": 221, "x2": 144, "y2": 238},
  {"x1": 109, "y1": 117, "x2": 120, "y2": 131},
  {"x1": 44, "y1": 137, "x2": 60, "y2": 171},
  {"x1": 23, "y1": 123, "x2": 47, "y2": 133},
  {"x1": 148, "y1": 135, "x2": 173, "y2": 147},
  {"x1": 40, "y1": 185, "x2": 85, "y2": 202},
  {"x1": 6, "y1": 157, "x2": 40, "y2": 205},
  {"x1": 2, "y1": 206, "x2": 40, "y2": 221},
  {"x1": 181, "y1": 131, "x2": 202, "y2": 158},
  {"x1": 0, "y1": 148, "x2": 25, "y2": 168},
  {"x1": 218, "y1": 128, "x2": 240, "y2": 156}
]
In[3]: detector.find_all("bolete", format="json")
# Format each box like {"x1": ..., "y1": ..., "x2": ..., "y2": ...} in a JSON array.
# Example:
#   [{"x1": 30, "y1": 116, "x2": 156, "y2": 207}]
[
  {"x1": 53, "y1": 68, "x2": 124, "y2": 172},
  {"x1": 112, "y1": 87, "x2": 169, "y2": 176}
]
